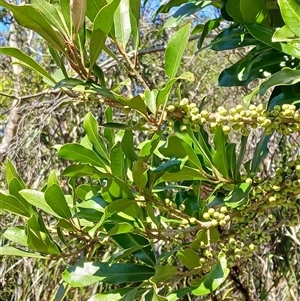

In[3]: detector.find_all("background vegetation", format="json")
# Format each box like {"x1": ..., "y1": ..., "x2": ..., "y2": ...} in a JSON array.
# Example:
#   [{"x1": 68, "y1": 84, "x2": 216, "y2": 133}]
[{"x1": 0, "y1": 0, "x2": 300, "y2": 300}]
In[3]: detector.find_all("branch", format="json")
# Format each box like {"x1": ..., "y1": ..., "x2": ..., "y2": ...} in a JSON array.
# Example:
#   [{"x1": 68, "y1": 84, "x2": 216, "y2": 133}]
[{"x1": 100, "y1": 33, "x2": 216, "y2": 70}]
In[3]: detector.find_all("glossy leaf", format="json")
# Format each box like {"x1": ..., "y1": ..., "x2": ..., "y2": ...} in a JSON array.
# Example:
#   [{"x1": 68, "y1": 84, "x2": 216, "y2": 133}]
[
  {"x1": 246, "y1": 23, "x2": 300, "y2": 59},
  {"x1": 2, "y1": 226, "x2": 28, "y2": 247},
  {"x1": 197, "y1": 19, "x2": 220, "y2": 49},
  {"x1": 157, "y1": 166, "x2": 207, "y2": 183},
  {"x1": 224, "y1": 183, "x2": 251, "y2": 208},
  {"x1": 31, "y1": 0, "x2": 70, "y2": 39},
  {"x1": 114, "y1": 0, "x2": 131, "y2": 49},
  {"x1": 211, "y1": 26, "x2": 257, "y2": 51},
  {"x1": 83, "y1": 112, "x2": 110, "y2": 162},
  {"x1": 0, "y1": 191, "x2": 31, "y2": 217},
  {"x1": 259, "y1": 68, "x2": 300, "y2": 95},
  {"x1": 5, "y1": 160, "x2": 26, "y2": 188},
  {"x1": 192, "y1": 253, "x2": 229, "y2": 296},
  {"x1": 226, "y1": 0, "x2": 245, "y2": 24},
  {"x1": 132, "y1": 159, "x2": 148, "y2": 191},
  {"x1": 110, "y1": 142, "x2": 125, "y2": 180},
  {"x1": 88, "y1": 288, "x2": 136, "y2": 301},
  {"x1": 106, "y1": 222, "x2": 134, "y2": 236},
  {"x1": 26, "y1": 214, "x2": 61, "y2": 255},
  {"x1": 45, "y1": 184, "x2": 71, "y2": 219},
  {"x1": 86, "y1": 0, "x2": 105, "y2": 21},
  {"x1": 151, "y1": 265, "x2": 177, "y2": 285},
  {"x1": 62, "y1": 261, "x2": 155, "y2": 287},
  {"x1": 240, "y1": 0, "x2": 270, "y2": 24},
  {"x1": 121, "y1": 130, "x2": 138, "y2": 164},
  {"x1": 47, "y1": 170, "x2": 60, "y2": 187},
  {"x1": 156, "y1": 72, "x2": 194, "y2": 108},
  {"x1": 89, "y1": 0, "x2": 120, "y2": 70},
  {"x1": 57, "y1": 143, "x2": 109, "y2": 170},
  {"x1": 62, "y1": 164, "x2": 109, "y2": 178},
  {"x1": 0, "y1": 47, "x2": 56, "y2": 83},
  {"x1": 0, "y1": 1, "x2": 65, "y2": 52},
  {"x1": 278, "y1": 0, "x2": 300, "y2": 37},
  {"x1": 0, "y1": 246, "x2": 46, "y2": 259},
  {"x1": 19, "y1": 190, "x2": 61, "y2": 218},
  {"x1": 159, "y1": 136, "x2": 202, "y2": 169},
  {"x1": 177, "y1": 249, "x2": 200, "y2": 270},
  {"x1": 161, "y1": 1, "x2": 211, "y2": 30},
  {"x1": 112, "y1": 233, "x2": 156, "y2": 266},
  {"x1": 212, "y1": 127, "x2": 229, "y2": 178},
  {"x1": 165, "y1": 23, "x2": 191, "y2": 78},
  {"x1": 273, "y1": 25, "x2": 297, "y2": 42},
  {"x1": 145, "y1": 89, "x2": 158, "y2": 114}
]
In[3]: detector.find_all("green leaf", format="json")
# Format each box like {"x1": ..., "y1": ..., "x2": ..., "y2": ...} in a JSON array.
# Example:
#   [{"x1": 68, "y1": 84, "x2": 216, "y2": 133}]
[
  {"x1": 5, "y1": 160, "x2": 26, "y2": 188},
  {"x1": 259, "y1": 68, "x2": 300, "y2": 95},
  {"x1": 226, "y1": 143, "x2": 237, "y2": 180},
  {"x1": 250, "y1": 132, "x2": 270, "y2": 173},
  {"x1": 31, "y1": 0, "x2": 70, "y2": 39},
  {"x1": 114, "y1": 0, "x2": 131, "y2": 49},
  {"x1": 62, "y1": 164, "x2": 109, "y2": 178},
  {"x1": 197, "y1": 19, "x2": 220, "y2": 49},
  {"x1": 278, "y1": 0, "x2": 300, "y2": 37},
  {"x1": 132, "y1": 159, "x2": 148, "y2": 191},
  {"x1": 0, "y1": 191, "x2": 31, "y2": 217},
  {"x1": 47, "y1": 170, "x2": 59, "y2": 187},
  {"x1": 224, "y1": 183, "x2": 251, "y2": 208},
  {"x1": 212, "y1": 127, "x2": 229, "y2": 178},
  {"x1": 86, "y1": 0, "x2": 105, "y2": 21},
  {"x1": 57, "y1": 143, "x2": 109, "y2": 170},
  {"x1": 110, "y1": 142, "x2": 125, "y2": 180},
  {"x1": 226, "y1": 0, "x2": 245, "y2": 24},
  {"x1": 62, "y1": 261, "x2": 155, "y2": 287},
  {"x1": 157, "y1": 166, "x2": 207, "y2": 183},
  {"x1": 104, "y1": 107, "x2": 115, "y2": 149},
  {"x1": 177, "y1": 249, "x2": 200, "y2": 270},
  {"x1": 153, "y1": 157, "x2": 187, "y2": 174},
  {"x1": 107, "y1": 222, "x2": 134, "y2": 236},
  {"x1": 140, "y1": 132, "x2": 163, "y2": 160},
  {"x1": 89, "y1": 0, "x2": 121, "y2": 70},
  {"x1": 0, "y1": 246, "x2": 46, "y2": 259},
  {"x1": 145, "y1": 89, "x2": 158, "y2": 115},
  {"x1": 102, "y1": 178, "x2": 134, "y2": 202},
  {"x1": 240, "y1": 0, "x2": 270, "y2": 24},
  {"x1": 26, "y1": 214, "x2": 61, "y2": 255},
  {"x1": 61, "y1": 0, "x2": 72, "y2": 35},
  {"x1": 211, "y1": 26, "x2": 257, "y2": 51},
  {"x1": 45, "y1": 184, "x2": 71, "y2": 219},
  {"x1": 8, "y1": 177, "x2": 32, "y2": 212},
  {"x1": 161, "y1": 1, "x2": 211, "y2": 30},
  {"x1": 121, "y1": 130, "x2": 138, "y2": 164},
  {"x1": 151, "y1": 265, "x2": 177, "y2": 285},
  {"x1": 0, "y1": 1, "x2": 65, "y2": 52},
  {"x1": 83, "y1": 112, "x2": 110, "y2": 162},
  {"x1": 19, "y1": 190, "x2": 61, "y2": 218},
  {"x1": 192, "y1": 253, "x2": 229, "y2": 296},
  {"x1": 112, "y1": 233, "x2": 156, "y2": 266},
  {"x1": 219, "y1": 48, "x2": 299, "y2": 86},
  {"x1": 165, "y1": 23, "x2": 191, "y2": 78},
  {"x1": 156, "y1": 72, "x2": 194, "y2": 108},
  {"x1": 0, "y1": 47, "x2": 56, "y2": 84},
  {"x1": 88, "y1": 288, "x2": 137, "y2": 301},
  {"x1": 167, "y1": 288, "x2": 191, "y2": 301},
  {"x1": 273, "y1": 25, "x2": 298, "y2": 42},
  {"x1": 246, "y1": 23, "x2": 300, "y2": 59},
  {"x1": 2, "y1": 226, "x2": 28, "y2": 247},
  {"x1": 159, "y1": 136, "x2": 202, "y2": 169}
]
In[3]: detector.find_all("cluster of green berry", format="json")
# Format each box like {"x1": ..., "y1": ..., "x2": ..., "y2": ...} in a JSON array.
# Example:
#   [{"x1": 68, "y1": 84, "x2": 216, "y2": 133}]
[
  {"x1": 166, "y1": 98, "x2": 300, "y2": 135},
  {"x1": 202, "y1": 206, "x2": 230, "y2": 227}
]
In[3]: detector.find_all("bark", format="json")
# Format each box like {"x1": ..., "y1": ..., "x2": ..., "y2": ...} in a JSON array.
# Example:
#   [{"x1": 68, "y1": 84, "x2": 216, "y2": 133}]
[{"x1": 0, "y1": 16, "x2": 23, "y2": 162}]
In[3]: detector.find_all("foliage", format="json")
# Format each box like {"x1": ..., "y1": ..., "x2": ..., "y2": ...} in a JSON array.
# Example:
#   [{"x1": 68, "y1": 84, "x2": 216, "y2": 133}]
[{"x1": 1, "y1": 0, "x2": 300, "y2": 300}]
